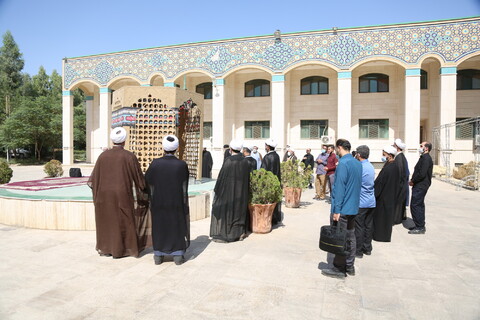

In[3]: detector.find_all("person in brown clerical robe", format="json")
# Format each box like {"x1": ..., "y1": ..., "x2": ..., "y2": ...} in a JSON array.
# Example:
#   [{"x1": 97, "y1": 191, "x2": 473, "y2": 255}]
[
  {"x1": 373, "y1": 145, "x2": 400, "y2": 242},
  {"x1": 145, "y1": 135, "x2": 190, "y2": 265},
  {"x1": 210, "y1": 139, "x2": 250, "y2": 243},
  {"x1": 88, "y1": 127, "x2": 149, "y2": 258}
]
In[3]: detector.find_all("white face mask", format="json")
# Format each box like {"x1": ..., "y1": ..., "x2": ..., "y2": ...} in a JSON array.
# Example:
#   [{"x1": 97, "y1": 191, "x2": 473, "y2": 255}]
[
  {"x1": 418, "y1": 147, "x2": 425, "y2": 154},
  {"x1": 381, "y1": 156, "x2": 387, "y2": 162},
  {"x1": 253, "y1": 149, "x2": 257, "y2": 154}
]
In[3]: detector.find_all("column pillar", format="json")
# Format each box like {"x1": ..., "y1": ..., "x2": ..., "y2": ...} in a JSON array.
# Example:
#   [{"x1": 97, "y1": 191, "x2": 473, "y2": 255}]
[
  {"x1": 405, "y1": 69, "x2": 421, "y2": 173},
  {"x1": 271, "y1": 75, "x2": 286, "y2": 152},
  {"x1": 85, "y1": 96, "x2": 94, "y2": 163},
  {"x1": 439, "y1": 67, "x2": 457, "y2": 174},
  {"x1": 212, "y1": 78, "x2": 225, "y2": 169},
  {"x1": 62, "y1": 90, "x2": 74, "y2": 165},
  {"x1": 97, "y1": 88, "x2": 112, "y2": 161},
  {"x1": 337, "y1": 71, "x2": 352, "y2": 141}
]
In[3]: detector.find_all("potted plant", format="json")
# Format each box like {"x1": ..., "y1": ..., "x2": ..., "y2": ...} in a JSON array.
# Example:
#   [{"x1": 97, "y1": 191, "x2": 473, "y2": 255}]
[
  {"x1": 280, "y1": 160, "x2": 312, "y2": 208},
  {"x1": 249, "y1": 169, "x2": 283, "y2": 233}
]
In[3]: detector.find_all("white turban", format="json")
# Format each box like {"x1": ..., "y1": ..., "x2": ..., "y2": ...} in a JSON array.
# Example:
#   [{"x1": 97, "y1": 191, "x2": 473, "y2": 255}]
[
  {"x1": 110, "y1": 127, "x2": 127, "y2": 144},
  {"x1": 394, "y1": 138, "x2": 406, "y2": 150},
  {"x1": 383, "y1": 145, "x2": 398, "y2": 156},
  {"x1": 163, "y1": 135, "x2": 179, "y2": 151},
  {"x1": 243, "y1": 143, "x2": 253, "y2": 151},
  {"x1": 229, "y1": 139, "x2": 243, "y2": 152},
  {"x1": 265, "y1": 138, "x2": 277, "y2": 148}
]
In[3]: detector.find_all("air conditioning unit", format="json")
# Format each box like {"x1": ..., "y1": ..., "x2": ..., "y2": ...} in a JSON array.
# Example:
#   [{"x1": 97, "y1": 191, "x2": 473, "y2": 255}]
[{"x1": 321, "y1": 135, "x2": 334, "y2": 144}]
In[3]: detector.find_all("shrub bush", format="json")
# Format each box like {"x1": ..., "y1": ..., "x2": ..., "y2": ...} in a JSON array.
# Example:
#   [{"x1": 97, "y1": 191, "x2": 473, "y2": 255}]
[
  {"x1": 250, "y1": 169, "x2": 282, "y2": 204},
  {"x1": 280, "y1": 159, "x2": 312, "y2": 189},
  {"x1": 0, "y1": 159, "x2": 13, "y2": 184},
  {"x1": 44, "y1": 160, "x2": 64, "y2": 177}
]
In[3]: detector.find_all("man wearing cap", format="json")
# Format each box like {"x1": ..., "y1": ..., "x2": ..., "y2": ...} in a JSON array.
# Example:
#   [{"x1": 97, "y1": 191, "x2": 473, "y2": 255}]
[
  {"x1": 145, "y1": 135, "x2": 190, "y2": 265},
  {"x1": 88, "y1": 127, "x2": 149, "y2": 259},
  {"x1": 261, "y1": 139, "x2": 282, "y2": 225},
  {"x1": 372, "y1": 145, "x2": 400, "y2": 242},
  {"x1": 393, "y1": 138, "x2": 409, "y2": 224},
  {"x1": 210, "y1": 139, "x2": 251, "y2": 242}
]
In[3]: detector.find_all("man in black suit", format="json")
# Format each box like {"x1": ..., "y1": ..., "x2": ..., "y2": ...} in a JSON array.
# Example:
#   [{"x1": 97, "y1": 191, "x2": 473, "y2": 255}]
[{"x1": 408, "y1": 141, "x2": 433, "y2": 234}]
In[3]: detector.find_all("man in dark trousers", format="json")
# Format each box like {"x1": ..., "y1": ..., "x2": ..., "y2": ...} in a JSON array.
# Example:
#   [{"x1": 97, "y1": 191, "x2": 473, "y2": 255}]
[
  {"x1": 145, "y1": 135, "x2": 190, "y2": 265},
  {"x1": 261, "y1": 138, "x2": 282, "y2": 225},
  {"x1": 322, "y1": 139, "x2": 362, "y2": 278},
  {"x1": 408, "y1": 141, "x2": 433, "y2": 234},
  {"x1": 210, "y1": 139, "x2": 250, "y2": 242},
  {"x1": 302, "y1": 148, "x2": 315, "y2": 189},
  {"x1": 202, "y1": 147, "x2": 213, "y2": 178}
]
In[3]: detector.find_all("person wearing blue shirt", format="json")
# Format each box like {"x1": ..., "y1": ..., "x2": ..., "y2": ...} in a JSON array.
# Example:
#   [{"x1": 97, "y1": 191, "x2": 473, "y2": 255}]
[
  {"x1": 322, "y1": 139, "x2": 362, "y2": 278},
  {"x1": 353, "y1": 145, "x2": 376, "y2": 258}
]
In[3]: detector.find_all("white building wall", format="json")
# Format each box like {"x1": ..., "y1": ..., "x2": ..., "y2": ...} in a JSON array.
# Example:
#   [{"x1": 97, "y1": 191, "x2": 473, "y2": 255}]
[{"x1": 351, "y1": 63, "x2": 404, "y2": 162}]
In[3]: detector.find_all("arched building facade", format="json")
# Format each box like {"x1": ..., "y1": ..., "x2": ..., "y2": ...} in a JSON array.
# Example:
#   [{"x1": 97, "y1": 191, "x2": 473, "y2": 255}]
[{"x1": 62, "y1": 17, "x2": 480, "y2": 171}]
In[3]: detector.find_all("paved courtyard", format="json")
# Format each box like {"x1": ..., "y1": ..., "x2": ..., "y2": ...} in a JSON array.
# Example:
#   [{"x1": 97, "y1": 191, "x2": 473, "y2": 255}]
[{"x1": 1, "y1": 166, "x2": 479, "y2": 319}]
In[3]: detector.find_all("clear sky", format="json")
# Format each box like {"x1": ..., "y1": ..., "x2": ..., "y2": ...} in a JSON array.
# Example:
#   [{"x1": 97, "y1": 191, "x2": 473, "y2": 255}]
[{"x1": 0, "y1": 0, "x2": 479, "y2": 76}]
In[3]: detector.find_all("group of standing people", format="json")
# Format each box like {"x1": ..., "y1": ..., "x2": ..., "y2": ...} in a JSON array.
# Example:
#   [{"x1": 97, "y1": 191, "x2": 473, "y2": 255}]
[
  {"x1": 210, "y1": 138, "x2": 282, "y2": 243},
  {"x1": 88, "y1": 128, "x2": 190, "y2": 265},
  {"x1": 321, "y1": 138, "x2": 434, "y2": 278},
  {"x1": 89, "y1": 129, "x2": 433, "y2": 271}
]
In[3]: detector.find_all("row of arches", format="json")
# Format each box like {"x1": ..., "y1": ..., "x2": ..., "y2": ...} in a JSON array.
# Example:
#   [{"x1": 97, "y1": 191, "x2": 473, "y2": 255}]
[{"x1": 66, "y1": 53, "x2": 480, "y2": 92}]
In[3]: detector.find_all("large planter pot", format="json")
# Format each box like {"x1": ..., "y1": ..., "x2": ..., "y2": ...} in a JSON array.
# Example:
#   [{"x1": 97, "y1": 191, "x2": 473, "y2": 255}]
[
  {"x1": 248, "y1": 202, "x2": 277, "y2": 233},
  {"x1": 283, "y1": 187, "x2": 302, "y2": 208}
]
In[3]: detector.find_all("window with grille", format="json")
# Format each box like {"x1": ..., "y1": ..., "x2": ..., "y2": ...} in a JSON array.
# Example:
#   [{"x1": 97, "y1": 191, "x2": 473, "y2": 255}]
[
  {"x1": 457, "y1": 69, "x2": 480, "y2": 90},
  {"x1": 300, "y1": 76, "x2": 329, "y2": 95},
  {"x1": 359, "y1": 119, "x2": 389, "y2": 139},
  {"x1": 196, "y1": 82, "x2": 213, "y2": 99},
  {"x1": 300, "y1": 120, "x2": 328, "y2": 139},
  {"x1": 359, "y1": 73, "x2": 389, "y2": 93},
  {"x1": 203, "y1": 122, "x2": 212, "y2": 139},
  {"x1": 420, "y1": 69, "x2": 428, "y2": 90},
  {"x1": 245, "y1": 121, "x2": 270, "y2": 139},
  {"x1": 455, "y1": 118, "x2": 479, "y2": 139},
  {"x1": 245, "y1": 79, "x2": 270, "y2": 97}
]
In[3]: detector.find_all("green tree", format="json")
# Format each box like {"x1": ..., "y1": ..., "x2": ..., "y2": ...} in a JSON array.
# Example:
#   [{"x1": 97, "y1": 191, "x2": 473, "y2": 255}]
[
  {"x1": 0, "y1": 95, "x2": 61, "y2": 161},
  {"x1": 0, "y1": 31, "x2": 24, "y2": 121},
  {"x1": 32, "y1": 66, "x2": 50, "y2": 97}
]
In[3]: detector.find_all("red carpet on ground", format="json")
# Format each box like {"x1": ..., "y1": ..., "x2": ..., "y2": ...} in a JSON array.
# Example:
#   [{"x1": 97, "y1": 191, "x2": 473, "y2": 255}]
[{"x1": 0, "y1": 177, "x2": 90, "y2": 191}]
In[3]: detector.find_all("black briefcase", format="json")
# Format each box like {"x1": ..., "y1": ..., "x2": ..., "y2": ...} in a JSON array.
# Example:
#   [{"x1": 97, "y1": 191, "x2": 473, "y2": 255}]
[
  {"x1": 319, "y1": 223, "x2": 348, "y2": 256},
  {"x1": 69, "y1": 168, "x2": 82, "y2": 177}
]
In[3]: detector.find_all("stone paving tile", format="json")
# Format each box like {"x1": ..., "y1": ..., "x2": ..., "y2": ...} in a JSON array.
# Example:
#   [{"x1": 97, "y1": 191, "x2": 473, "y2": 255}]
[{"x1": 1, "y1": 177, "x2": 480, "y2": 319}]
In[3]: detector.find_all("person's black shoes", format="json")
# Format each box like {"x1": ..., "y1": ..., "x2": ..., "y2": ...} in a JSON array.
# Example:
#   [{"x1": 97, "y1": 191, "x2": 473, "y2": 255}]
[
  {"x1": 173, "y1": 255, "x2": 185, "y2": 265},
  {"x1": 363, "y1": 250, "x2": 371, "y2": 255},
  {"x1": 154, "y1": 255, "x2": 164, "y2": 265},
  {"x1": 346, "y1": 266, "x2": 355, "y2": 276},
  {"x1": 355, "y1": 252, "x2": 363, "y2": 258},
  {"x1": 321, "y1": 267, "x2": 346, "y2": 278},
  {"x1": 408, "y1": 228, "x2": 426, "y2": 234}
]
